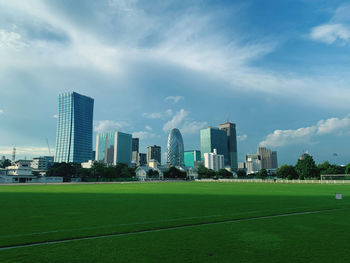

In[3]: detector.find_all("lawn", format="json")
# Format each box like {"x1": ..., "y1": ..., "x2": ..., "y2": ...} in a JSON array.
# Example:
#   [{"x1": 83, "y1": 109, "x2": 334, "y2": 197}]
[{"x1": 0, "y1": 182, "x2": 350, "y2": 262}]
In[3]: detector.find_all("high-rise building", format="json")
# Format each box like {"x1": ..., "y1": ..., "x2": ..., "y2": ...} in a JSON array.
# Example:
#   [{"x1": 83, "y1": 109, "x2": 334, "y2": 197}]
[
  {"x1": 31, "y1": 156, "x2": 54, "y2": 170},
  {"x1": 55, "y1": 92, "x2": 94, "y2": 163},
  {"x1": 138, "y1": 153, "x2": 147, "y2": 166},
  {"x1": 200, "y1": 127, "x2": 228, "y2": 165},
  {"x1": 219, "y1": 122, "x2": 238, "y2": 170},
  {"x1": 204, "y1": 149, "x2": 224, "y2": 171},
  {"x1": 147, "y1": 145, "x2": 161, "y2": 165},
  {"x1": 95, "y1": 131, "x2": 132, "y2": 166},
  {"x1": 131, "y1": 138, "x2": 139, "y2": 164},
  {"x1": 166, "y1": 128, "x2": 184, "y2": 167},
  {"x1": 271, "y1": 151, "x2": 278, "y2": 169},
  {"x1": 184, "y1": 150, "x2": 201, "y2": 168},
  {"x1": 246, "y1": 154, "x2": 262, "y2": 174},
  {"x1": 257, "y1": 147, "x2": 272, "y2": 169}
]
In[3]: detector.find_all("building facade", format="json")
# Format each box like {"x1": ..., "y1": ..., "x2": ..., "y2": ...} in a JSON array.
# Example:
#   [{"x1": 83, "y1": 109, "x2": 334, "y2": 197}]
[
  {"x1": 257, "y1": 147, "x2": 271, "y2": 169},
  {"x1": 147, "y1": 145, "x2": 161, "y2": 165},
  {"x1": 204, "y1": 149, "x2": 224, "y2": 171},
  {"x1": 246, "y1": 154, "x2": 262, "y2": 174},
  {"x1": 131, "y1": 138, "x2": 139, "y2": 165},
  {"x1": 166, "y1": 128, "x2": 184, "y2": 167},
  {"x1": 138, "y1": 153, "x2": 147, "y2": 166},
  {"x1": 95, "y1": 131, "x2": 132, "y2": 166},
  {"x1": 55, "y1": 92, "x2": 94, "y2": 163},
  {"x1": 184, "y1": 150, "x2": 201, "y2": 168},
  {"x1": 219, "y1": 122, "x2": 238, "y2": 170},
  {"x1": 31, "y1": 156, "x2": 54, "y2": 170},
  {"x1": 200, "y1": 127, "x2": 228, "y2": 165},
  {"x1": 271, "y1": 151, "x2": 278, "y2": 169}
]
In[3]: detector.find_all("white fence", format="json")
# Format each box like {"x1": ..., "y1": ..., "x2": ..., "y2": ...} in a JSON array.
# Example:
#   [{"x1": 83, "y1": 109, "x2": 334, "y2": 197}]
[{"x1": 197, "y1": 179, "x2": 350, "y2": 184}]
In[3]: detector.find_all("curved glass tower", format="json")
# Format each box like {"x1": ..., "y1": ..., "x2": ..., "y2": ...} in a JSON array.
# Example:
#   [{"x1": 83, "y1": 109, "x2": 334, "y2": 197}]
[{"x1": 166, "y1": 128, "x2": 184, "y2": 167}]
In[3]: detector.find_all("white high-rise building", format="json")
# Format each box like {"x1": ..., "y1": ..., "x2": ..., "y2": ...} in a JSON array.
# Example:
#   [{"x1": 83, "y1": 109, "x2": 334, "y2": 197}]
[
  {"x1": 204, "y1": 149, "x2": 224, "y2": 171},
  {"x1": 246, "y1": 154, "x2": 262, "y2": 174}
]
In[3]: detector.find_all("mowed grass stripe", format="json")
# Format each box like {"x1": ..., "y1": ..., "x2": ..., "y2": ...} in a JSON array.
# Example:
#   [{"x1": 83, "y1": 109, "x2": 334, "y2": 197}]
[{"x1": 0, "y1": 207, "x2": 344, "y2": 251}]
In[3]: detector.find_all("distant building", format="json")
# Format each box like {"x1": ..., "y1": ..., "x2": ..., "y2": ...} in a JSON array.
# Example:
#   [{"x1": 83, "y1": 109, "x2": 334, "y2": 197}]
[
  {"x1": 55, "y1": 92, "x2": 94, "y2": 163},
  {"x1": 131, "y1": 138, "x2": 139, "y2": 164},
  {"x1": 271, "y1": 151, "x2": 278, "y2": 169},
  {"x1": 219, "y1": 122, "x2": 238, "y2": 170},
  {"x1": 238, "y1": 162, "x2": 246, "y2": 169},
  {"x1": 200, "y1": 127, "x2": 228, "y2": 165},
  {"x1": 257, "y1": 147, "x2": 271, "y2": 169},
  {"x1": 6, "y1": 160, "x2": 33, "y2": 176},
  {"x1": 31, "y1": 156, "x2": 54, "y2": 171},
  {"x1": 138, "y1": 153, "x2": 147, "y2": 166},
  {"x1": 147, "y1": 145, "x2": 161, "y2": 165},
  {"x1": 95, "y1": 131, "x2": 132, "y2": 166},
  {"x1": 246, "y1": 154, "x2": 262, "y2": 174},
  {"x1": 81, "y1": 160, "x2": 94, "y2": 169},
  {"x1": 204, "y1": 149, "x2": 224, "y2": 171},
  {"x1": 184, "y1": 150, "x2": 201, "y2": 168},
  {"x1": 166, "y1": 128, "x2": 184, "y2": 167}
]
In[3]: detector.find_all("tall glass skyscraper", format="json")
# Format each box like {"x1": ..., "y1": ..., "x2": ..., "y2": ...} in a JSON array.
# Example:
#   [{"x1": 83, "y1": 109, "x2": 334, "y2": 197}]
[
  {"x1": 95, "y1": 131, "x2": 132, "y2": 166},
  {"x1": 55, "y1": 92, "x2": 94, "y2": 163},
  {"x1": 220, "y1": 122, "x2": 238, "y2": 170},
  {"x1": 200, "y1": 127, "x2": 228, "y2": 165},
  {"x1": 166, "y1": 128, "x2": 184, "y2": 167},
  {"x1": 184, "y1": 150, "x2": 201, "y2": 168}
]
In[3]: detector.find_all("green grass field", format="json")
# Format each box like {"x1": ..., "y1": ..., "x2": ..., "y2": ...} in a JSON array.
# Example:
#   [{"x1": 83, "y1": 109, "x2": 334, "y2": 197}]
[{"x1": 1, "y1": 182, "x2": 350, "y2": 262}]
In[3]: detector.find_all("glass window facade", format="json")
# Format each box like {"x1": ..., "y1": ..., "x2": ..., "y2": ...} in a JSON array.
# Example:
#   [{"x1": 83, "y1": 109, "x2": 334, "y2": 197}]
[
  {"x1": 200, "y1": 127, "x2": 228, "y2": 165},
  {"x1": 96, "y1": 131, "x2": 132, "y2": 166},
  {"x1": 166, "y1": 128, "x2": 184, "y2": 167},
  {"x1": 55, "y1": 92, "x2": 94, "y2": 163},
  {"x1": 184, "y1": 150, "x2": 201, "y2": 168}
]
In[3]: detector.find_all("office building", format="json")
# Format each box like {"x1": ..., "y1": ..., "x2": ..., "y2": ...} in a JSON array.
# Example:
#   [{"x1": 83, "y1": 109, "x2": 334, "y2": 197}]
[
  {"x1": 138, "y1": 153, "x2": 147, "y2": 166},
  {"x1": 184, "y1": 150, "x2": 201, "y2": 168},
  {"x1": 147, "y1": 145, "x2": 161, "y2": 165},
  {"x1": 131, "y1": 138, "x2": 139, "y2": 164},
  {"x1": 95, "y1": 131, "x2": 132, "y2": 166},
  {"x1": 204, "y1": 149, "x2": 224, "y2": 171},
  {"x1": 55, "y1": 92, "x2": 94, "y2": 163},
  {"x1": 31, "y1": 156, "x2": 54, "y2": 170},
  {"x1": 271, "y1": 151, "x2": 278, "y2": 169},
  {"x1": 219, "y1": 122, "x2": 238, "y2": 169},
  {"x1": 257, "y1": 147, "x2": 271, "y2": 169},
  {"x1": 166, "y1": 128, "x2": 184, "y2": 167},
  {"x1": 246, "y1": 154, "x2": 262, "y2": 174},
  {"x1": 200, "y1": 127, "x2": 228, "y2": 165}
]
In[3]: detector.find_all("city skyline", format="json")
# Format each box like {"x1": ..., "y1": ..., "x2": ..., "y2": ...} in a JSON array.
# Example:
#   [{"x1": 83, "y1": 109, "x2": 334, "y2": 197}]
[{"x1": 1, "y1": 1, "x2": 350, "y2": 165}]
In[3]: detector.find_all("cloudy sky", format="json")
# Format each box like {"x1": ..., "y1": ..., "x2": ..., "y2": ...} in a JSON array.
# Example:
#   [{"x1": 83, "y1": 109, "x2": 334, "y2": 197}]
[{"x1": 1, "y1": 0, "x2": 350, "y2": 165}]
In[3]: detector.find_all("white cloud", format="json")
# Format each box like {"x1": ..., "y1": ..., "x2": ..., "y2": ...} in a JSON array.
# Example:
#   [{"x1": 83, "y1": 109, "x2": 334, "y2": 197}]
[
  {"x1": 94, "y1": 120, "x2": 128, "y2": 133},
  {"x1": 237, "y1": 134, "x2": 248, "y2": 141},
  {"x1": 162, "y1": 109, "x2": 207, "y2": 135},
  {"x1": 310, "y1": 24, "x2": 350, "y2": 44},
  {"x1": 260, "y1": 115, "x2": 350, "y2": 147},
  {"x1": 145, "y1": 125, "x2": 152, "y2": 131},
  {"x1": 164, "y1": 96, "x2": 184, "y2": 104},
  {"x1": 142, "y1": 109, "x2": 173, "y2": 119},
  {"x1": 163, "y1": 109, "x2": 189, "y2": 132},
  {"x1": 0, "y1": 109, "x2": 4, "y2": 115},
  {"x1": 132, "y1": 131, "x2": 157, "y2": 140},
  {"x1": 0, "y1": 146, "x2": 53, "y2": 158}
]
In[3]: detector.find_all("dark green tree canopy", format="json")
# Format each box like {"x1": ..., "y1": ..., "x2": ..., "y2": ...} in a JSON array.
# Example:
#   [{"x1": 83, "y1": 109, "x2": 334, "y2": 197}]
[
  {"x1": 276, "y1": 165, "x2": 298, "y2": 180},
  {"x1": 295, "y1": 154, "x2": 320, "y2": 179}
]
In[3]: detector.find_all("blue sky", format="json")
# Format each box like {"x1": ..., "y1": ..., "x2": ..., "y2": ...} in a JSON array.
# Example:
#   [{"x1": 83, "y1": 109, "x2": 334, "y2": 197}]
[{"x1": 1, "y1": 0, "x2": 350, "y2": 165}]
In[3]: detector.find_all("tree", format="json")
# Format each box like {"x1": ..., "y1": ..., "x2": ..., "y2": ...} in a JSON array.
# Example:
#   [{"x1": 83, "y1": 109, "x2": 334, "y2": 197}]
[
  {"x1": 276, "y1": 165, "x2": 298, "y2": 180},
  {"x1": 346, "y1": 164, "x2": 350, "y2": 175},
  {"x1": 237, "y1": 169, "x2": 246, "y2": 178},
  {"x1": 217, "y1": 169, "x2": 233, "y2": 179},
  {"x1": 295, "y1": 154, "x2": 320, "y2": 179},
  {"x1": 197, "y1": 165, "x2": 216, "y2": 179},
  {"x1": 0, "y1": 159, "x2": 11, "y2": 168},
  {"x1": 318, "y1": 161, "x2": 345, "y2": 175},
  {"x1": 164, "y1": 166, "x2": 187, "y2": 179},
  {"x1": 147, "y1": 169, "x2": 159, "y2": 178},
  {"x1": 256, "y1": 168, "x2": 268, "y2": 179}
]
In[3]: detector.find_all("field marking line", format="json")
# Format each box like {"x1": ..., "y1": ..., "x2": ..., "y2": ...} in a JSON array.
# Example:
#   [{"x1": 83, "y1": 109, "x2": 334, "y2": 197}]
[
  {"x1": 0, "y1": 207, "x2": 346, "y2": 251},
  {"x1": 0, "y1": 205, "x2": 322, "y2": 239}
]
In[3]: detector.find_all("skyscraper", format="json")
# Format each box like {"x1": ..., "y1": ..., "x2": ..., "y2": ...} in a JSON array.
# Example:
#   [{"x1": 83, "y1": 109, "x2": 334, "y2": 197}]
[
  {"x1": 147, "y1": 145, "x2": 161, "y2": 165},
  {"x1": 95, "y1": 131, "x2": 132, "y2": 166},
  {"x1": 257, "y1": 147, "x2": 271, "y2": 169},
  {"x1": 200, "y1": 127, "x2": 228, "y2": 165},
  {"x1": 204, "y1": 149, "x2": 224, "y2": 171},
  {"x1": 131, "y1": 138, "x2": 139, "y2": 164},
  {"x1": 219, "y1": 122, "x2": 238, "y2": 170},
  {"x1": 55, "y1": 92, "x2": 94, "y2": 163},
  {"x1": 166, "y1": 128, "x2": 184, "y2": 167},
  {"x1": 271, "y1": 151, "x2": 278, "y2": 169}
]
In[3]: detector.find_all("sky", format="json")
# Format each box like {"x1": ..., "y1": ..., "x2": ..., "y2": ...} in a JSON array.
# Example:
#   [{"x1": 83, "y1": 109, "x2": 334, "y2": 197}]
[{"x1": 1, "y1": 0, "x2": 350, "y2": 165}]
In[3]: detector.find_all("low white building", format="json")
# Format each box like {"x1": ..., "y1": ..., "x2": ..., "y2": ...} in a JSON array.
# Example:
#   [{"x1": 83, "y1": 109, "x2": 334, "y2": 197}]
[
  {"x1": 135, "y1": 166, "x2": 163, "y2": 181},
  {"x1": 81, "y1": 160, "x2": 94, "y2": 169},
  {"x1": 7, "y1": 160, "x2": 33, "y2": 176},
  {"x1": 204, "y1": 149, "x2": 224, "y2": 171}
]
